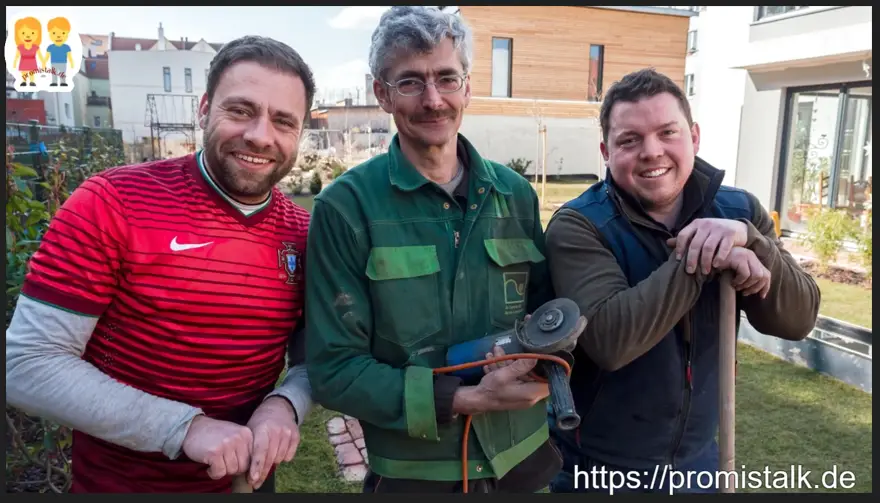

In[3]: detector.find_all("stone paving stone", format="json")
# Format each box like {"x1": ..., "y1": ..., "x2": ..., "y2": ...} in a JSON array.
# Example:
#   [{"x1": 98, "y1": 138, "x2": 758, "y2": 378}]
[
  {"x1": 326, "y1": 417, "x2": 346, "y2": 435},
  {"x1": 342, "y1": 464, "x2": 368, "y2": 482},
  {"x1": 346, "y1": 419, "x2": 364, "y2": 440},
  {"x1": 334, "y1": 442, "x2": 362, "y2": 466},
  {"x1": 327, "y1": 415, "x2": 369, "y2": 483},
  {"x1": 329, "y1": 433, "x2": 352, "y2": 446}
]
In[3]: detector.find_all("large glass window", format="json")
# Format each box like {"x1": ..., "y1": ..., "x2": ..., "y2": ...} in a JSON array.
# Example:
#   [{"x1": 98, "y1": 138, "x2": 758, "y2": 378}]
[
  {"x1": 778, "y1": 82, "x2": 872, "y2": 234},
  {"x1": 835, "y1": 87, "x2": 872, "y2": 210}
]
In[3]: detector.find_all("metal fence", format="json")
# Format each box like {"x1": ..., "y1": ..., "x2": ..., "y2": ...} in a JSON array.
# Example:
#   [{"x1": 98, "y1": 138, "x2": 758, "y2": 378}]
[
  {"x1": 300, "y1": 128, "x2": 389, "y2": 168},
  {"x1": 6, "y1": 120, "x2": 126, "y2": 201},
  {"x1": 6, "y1": 120, "x2": 124, "y2": 159}
]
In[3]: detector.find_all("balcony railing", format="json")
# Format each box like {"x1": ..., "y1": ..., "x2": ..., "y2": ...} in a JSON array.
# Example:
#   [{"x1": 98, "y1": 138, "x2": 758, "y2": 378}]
[
  {"x1": 755, "y1": 6, "x2": 810, "y2": 21},
  {"x1": 87, "y1": 95, "x2": 111, "y2": 107}
]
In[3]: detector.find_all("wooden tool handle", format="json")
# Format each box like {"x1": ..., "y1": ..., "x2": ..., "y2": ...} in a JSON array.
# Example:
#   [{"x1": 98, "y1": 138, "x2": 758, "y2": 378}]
[
  {"x1": 231, "y1": 474, "x2": 253, "y2": 493},
  {"x1": 718, "y1": 271, "x2": 737, "y2": 493}
]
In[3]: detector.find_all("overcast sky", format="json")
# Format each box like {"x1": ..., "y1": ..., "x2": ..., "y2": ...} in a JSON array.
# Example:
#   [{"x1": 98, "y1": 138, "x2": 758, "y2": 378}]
[{"x1": 6, "y1": 6, "x2": 392, "y2": 102}]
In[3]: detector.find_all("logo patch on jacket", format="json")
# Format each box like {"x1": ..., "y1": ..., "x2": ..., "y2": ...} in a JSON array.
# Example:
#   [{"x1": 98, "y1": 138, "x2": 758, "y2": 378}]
[{"x1": 503, "y1": 271, "x2": 528, "y2": 315}]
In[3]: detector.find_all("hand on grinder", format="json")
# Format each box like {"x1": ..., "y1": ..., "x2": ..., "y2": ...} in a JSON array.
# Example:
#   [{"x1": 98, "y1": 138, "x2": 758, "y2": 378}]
[
  {"x1": 482, "y1": 314, "x2": 537, "y2": 381},
  {"x1": 453, "y1": 352, "x2": 550, "y2": 415},
  {"x1": 483, "y1": 345, "x2": 539, "y2": 382}
]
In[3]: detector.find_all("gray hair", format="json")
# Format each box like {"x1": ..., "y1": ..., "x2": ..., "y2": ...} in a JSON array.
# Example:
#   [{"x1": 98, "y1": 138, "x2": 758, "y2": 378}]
[{"x1": 368, "y1": 6, "x2": 474, "y2": 82}]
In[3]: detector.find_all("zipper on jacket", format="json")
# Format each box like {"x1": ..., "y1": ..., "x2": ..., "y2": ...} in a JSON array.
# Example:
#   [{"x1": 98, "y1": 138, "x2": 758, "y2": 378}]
[{"x1": 669, "y1": 312, "x2": 695, "y2": 466}]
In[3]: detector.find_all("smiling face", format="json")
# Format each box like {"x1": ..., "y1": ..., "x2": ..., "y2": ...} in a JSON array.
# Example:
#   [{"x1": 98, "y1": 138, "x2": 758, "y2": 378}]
[
  {"x1": 374, "y1": 37, "x2": 471, "y2": 151},
  {"x1": 15, "y1": 19, "x2": 41, "y2": 46},
  {"x1": 50, "y1": 28, "x2": 69, "y2": 44},
  {"x1": 199, "y1": 61, "x2": 307, "y2": 204},
  {"x1": 600, "y1": 92, "x2": 700, "y2": 212}
]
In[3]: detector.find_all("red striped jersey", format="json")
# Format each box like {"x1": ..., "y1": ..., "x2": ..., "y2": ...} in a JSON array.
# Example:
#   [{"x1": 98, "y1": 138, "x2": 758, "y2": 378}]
[{"x1": 20, "y1": 152, "x2": 310, "y2": 492}]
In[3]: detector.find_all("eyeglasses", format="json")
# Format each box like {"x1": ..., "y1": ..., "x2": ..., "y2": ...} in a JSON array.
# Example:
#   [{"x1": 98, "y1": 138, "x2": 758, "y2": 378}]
[{"x1": 385, "y1": 74, "x2": 467, "y2": 97}]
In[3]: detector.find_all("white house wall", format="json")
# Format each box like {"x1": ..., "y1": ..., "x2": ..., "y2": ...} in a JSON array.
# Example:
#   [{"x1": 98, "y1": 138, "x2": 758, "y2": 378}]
[
  {"x1": 687, "y1": 7, "x2": 754, "y2": 188},
  {"x1": 684, "y1": 11, "x2": 700, "y2": 115},
  {"x1": 108, "y1": 49, "x2": 215, "y2": 155},
  {"x1": 38, "y1": 91, "x2": 76, "y2": 128},
  {"x1": 458, "y1": 115, "x2": 603, "y2": 178}
]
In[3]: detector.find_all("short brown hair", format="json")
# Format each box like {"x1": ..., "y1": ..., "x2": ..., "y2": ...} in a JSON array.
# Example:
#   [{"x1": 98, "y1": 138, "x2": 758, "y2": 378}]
[
  {"x1": 599, "y1": 68, "x2": 693, "y2": 144},
  {"x1": 206, "y1": 36, "x2": 316, "y2": 122}
]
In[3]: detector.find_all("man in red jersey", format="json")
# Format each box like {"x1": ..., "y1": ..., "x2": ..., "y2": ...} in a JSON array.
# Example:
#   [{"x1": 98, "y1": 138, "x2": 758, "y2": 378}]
[{"x1": 6, "y1": 35, "x2": 316, "y2": 493}]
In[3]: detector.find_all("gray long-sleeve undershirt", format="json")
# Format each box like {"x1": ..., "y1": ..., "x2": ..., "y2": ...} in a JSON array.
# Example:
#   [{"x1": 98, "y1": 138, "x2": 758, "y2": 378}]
[{"x1": 5, "y1": 295, "x2": 313, "y2": 460}]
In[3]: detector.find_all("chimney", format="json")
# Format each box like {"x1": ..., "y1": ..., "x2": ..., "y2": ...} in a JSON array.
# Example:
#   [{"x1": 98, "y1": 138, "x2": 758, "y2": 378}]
[
  {"x1": 184, "y1": 36, "x2": 189, "y2": 50},
  {"x1": 365, "y1": 73, "x2": 376, "y2": 105},
  {"x1": 157, "y1": 22, "x2": 166, "y2": 50},
  {"x1": 108, "y1": 31, "x2": 114, "y2": 51}
]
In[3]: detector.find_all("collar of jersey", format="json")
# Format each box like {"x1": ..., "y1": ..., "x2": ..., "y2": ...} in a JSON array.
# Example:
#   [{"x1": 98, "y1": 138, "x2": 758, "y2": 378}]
[{"x1": 196, "y1": 150, "x2": 271, "y2": 214}]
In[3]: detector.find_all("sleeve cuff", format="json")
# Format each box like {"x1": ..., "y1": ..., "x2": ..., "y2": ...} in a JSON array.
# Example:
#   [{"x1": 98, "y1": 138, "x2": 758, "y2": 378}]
[
  {"x1": 404, "y1": 366, "x2": 440, "y2": 441},
  {"x1": 433, "y1": 374, "x2": 463, "y2": 425},
  {"x1": 265, "y1": 364, "x2": 312, "y2": 426},
  {"x1": 162, "y1": 408, "x2": 204, "y2": 460},
  {"x1": 738, "y1": 218, "x2": 780, "y2": 271}
]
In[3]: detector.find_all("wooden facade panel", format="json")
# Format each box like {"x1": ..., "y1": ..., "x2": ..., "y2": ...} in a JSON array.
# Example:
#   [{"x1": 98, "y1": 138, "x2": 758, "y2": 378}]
[
  {"x1": 459, "y1": 6, "x2": 690, "y2": 102},
  {"x1": 466, "y1": 97, "x2": 600, "y2": 119}
]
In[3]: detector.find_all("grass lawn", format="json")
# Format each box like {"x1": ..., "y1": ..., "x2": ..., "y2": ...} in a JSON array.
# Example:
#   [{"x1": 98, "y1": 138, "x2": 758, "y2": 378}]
[
  {"x1": 274, "y1": 406, "x2": 360, "y2": 493},
  {"x1": 529, "y1": 177, "x2": 595, "y2": 227},
  {"x1": 274, "y1": 343, "x2": 872, "y2": 493},
  {"x1": 813, "y1": 277, "x2": 872, "y2": 329},
  {"x1": 290, "y1": 195, "x2": 315, "y2": 212}
]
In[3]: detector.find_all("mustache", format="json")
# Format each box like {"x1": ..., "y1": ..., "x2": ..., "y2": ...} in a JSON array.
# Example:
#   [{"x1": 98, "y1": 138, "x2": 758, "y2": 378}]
[{"x1": 412, "y1": 110, "x2": 456, "y2": 122}]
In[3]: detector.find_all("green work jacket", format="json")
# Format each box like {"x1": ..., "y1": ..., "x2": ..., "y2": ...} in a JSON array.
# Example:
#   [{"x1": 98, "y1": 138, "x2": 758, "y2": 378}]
[{"x1": 305, "y1": 133, "x2": 554, "y2": 481}]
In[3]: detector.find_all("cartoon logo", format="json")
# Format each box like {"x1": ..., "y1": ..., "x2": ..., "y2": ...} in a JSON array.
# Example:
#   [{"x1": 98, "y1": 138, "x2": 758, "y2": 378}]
[
  {"x1": 5, "y1": 11, "x2": 82, "y2": 92},
  {"x1": 277, "y1": 242, "x2": 303, "y2": 285}
]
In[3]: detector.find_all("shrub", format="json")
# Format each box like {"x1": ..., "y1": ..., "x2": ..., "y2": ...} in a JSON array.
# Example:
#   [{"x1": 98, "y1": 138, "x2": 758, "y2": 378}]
[
  {"x1": 6, "y1": 131, "x2": 124, "y2": 493},
  {"x1": 856, "y1": 195, "x2": 872, "y2": 279},
  {"x1": 506, "y1": 157, "x2": 532, "y2": 178},
  {"x1": 799, "y1": 207, "x2": 860, "y2": 274},
  {"x1": 329, "y1": 162, "x2": 345, "y2": 181},
  {"x1": 309, "y1": 171, "x2": 323, "y2": 195}
]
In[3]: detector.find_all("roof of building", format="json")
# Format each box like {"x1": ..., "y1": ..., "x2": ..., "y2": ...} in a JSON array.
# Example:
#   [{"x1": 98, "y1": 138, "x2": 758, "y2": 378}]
[
  {"x1": 80, "y1": 34, "x2": 225, "y2": 53},
  {"x1": 82, "y1": 58, "x2": 109, "y2": 80}
]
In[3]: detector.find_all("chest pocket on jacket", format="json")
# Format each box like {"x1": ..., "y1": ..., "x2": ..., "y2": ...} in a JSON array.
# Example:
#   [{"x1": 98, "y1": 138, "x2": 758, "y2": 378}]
[
  {"x1": 366, "y1": 245, "x2": 442, "y2": 348},
  {"x1": 484, "y1": 238, "x2": 545, "y2": 329}
]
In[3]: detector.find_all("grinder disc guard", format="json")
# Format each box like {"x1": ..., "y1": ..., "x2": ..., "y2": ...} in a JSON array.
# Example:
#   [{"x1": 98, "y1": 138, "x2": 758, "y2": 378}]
[{"x1": 516, "y1": 298, "x2": 583, "y2": 354}]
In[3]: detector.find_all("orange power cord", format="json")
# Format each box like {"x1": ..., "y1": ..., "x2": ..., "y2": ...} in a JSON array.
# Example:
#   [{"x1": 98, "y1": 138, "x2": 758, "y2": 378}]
[{"x1": 431, "y1": 353, "x2": 573, "y2": 493}]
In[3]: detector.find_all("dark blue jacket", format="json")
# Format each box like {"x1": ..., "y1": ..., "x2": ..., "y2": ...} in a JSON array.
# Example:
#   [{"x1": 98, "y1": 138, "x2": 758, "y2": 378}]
[{"x1": 547, "y1": 158, "x2": 819, "y2": 470}]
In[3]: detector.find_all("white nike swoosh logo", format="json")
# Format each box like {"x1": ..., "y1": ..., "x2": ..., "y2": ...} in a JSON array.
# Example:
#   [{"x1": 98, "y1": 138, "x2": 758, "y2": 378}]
[{"x1": 170, "y1": 236, "x2": 214, "y2": 251}]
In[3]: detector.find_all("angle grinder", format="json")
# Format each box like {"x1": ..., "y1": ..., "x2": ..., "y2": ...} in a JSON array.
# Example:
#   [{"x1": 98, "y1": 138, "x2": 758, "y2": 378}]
[{"x1": 444, "y1": 298, "x2": 586, "y2": 430}]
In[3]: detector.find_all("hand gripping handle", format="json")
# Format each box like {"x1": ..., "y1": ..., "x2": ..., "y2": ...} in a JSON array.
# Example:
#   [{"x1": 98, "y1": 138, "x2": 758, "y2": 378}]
[{"x1": 545, "y1": 361, "x2": 581, "y2": 431}]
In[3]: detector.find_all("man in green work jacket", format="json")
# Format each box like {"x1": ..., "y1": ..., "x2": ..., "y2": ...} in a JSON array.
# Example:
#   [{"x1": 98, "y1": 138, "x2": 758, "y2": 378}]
[{"x1": 305, "y1": 6, "x2": 562, "y2": 494}]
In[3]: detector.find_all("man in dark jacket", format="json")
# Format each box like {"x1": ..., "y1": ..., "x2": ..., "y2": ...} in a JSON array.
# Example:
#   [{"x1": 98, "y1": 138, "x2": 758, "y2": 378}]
[{"x1": 544, "y1": 68, "x2": 821, "y2": 494}]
